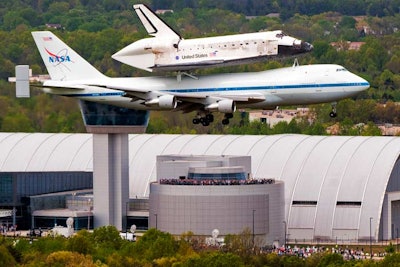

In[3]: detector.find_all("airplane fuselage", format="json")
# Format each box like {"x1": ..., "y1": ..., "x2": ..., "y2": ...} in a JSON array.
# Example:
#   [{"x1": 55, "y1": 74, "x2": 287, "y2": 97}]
[{"x1": 43, "y1": 64, "x2": 369, "y2": 111}]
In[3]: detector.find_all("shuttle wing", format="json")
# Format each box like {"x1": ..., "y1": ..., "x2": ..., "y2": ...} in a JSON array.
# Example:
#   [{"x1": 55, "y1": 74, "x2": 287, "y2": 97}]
[{"x1": 133, "y1": 4, "x2": 181, "y2": 40}]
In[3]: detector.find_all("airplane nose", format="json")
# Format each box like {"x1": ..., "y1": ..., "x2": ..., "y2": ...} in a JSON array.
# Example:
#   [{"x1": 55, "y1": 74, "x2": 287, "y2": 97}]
[{"x1": 360, "y1": 77, "x2": 370, "y2": 91}]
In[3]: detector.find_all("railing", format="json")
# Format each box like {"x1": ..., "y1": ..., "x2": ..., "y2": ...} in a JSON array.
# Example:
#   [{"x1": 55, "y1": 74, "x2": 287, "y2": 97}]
[{"x1": 158, "y1": 178, "x2": 275, "y2": 186}]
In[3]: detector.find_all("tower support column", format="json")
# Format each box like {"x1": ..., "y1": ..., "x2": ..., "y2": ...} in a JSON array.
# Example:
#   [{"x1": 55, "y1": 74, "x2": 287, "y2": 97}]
[{"x1": 93, "y1": 133, "x2": 129, "y2": 230}]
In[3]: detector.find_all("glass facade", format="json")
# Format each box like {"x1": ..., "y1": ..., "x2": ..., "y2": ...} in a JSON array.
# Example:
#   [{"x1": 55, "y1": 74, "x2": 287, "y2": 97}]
[
  {"x1": 188, "y1": 172, "x2": 246, "y2": 180},
  {"x1": 0, "y1": 174, "x2": 13, "y2": 204},
  {"x1": 0, "y1": 172, "x2": 92, "y2": 229},
  {"x1": 79, "y1": 100, "x2": 149, "y2": 126}
]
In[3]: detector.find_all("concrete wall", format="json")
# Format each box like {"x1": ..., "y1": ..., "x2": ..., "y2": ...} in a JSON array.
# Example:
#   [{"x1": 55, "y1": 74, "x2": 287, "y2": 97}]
[{"x1": 149, "y1": 181, "x2": 284, "y2": 245}]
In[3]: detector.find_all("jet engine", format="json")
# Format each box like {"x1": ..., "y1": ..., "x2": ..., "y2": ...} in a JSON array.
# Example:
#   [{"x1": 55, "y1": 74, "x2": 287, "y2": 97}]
[
  {"x1": 145, "y1": 95, "x2": 177, "y2": 109},
  {"x1": 206, "y1": 99, "x2": 236, "y2": 113}
]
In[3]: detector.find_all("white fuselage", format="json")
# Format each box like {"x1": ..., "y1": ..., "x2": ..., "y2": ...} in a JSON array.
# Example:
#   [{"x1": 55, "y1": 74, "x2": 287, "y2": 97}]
[
  {"x1": 112, "y1": 30, "x2": 311, "y2": 72},
  {"x1": 43, "y1": 64, "x2": 369, "y2": 111}
]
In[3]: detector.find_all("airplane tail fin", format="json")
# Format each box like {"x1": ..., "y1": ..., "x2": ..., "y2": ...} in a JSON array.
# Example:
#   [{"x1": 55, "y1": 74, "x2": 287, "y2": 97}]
[
  {"x1": 133, "y1": 4, "x2": 181, "y2": 40},
  {"x1": 31, "y1": 31, "x2": 106, "y2": 81}
]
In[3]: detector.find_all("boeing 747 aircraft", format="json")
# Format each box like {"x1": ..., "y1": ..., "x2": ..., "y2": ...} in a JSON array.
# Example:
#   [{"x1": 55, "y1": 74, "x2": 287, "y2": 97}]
[
  {"x1": 31, "y1": 31, "x2": 369, "y2": 126},
  {"x1": 112, "y1": 4, "x2": 313, "y2": 72}
]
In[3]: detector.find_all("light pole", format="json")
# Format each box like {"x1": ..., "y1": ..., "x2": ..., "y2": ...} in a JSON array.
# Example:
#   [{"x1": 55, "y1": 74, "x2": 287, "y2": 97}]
[
  {"x1": 369, "y1": 217, "x2": 373, "y2": 259},
  {"x1": 126, "y1": 202, "x2": 129, "y2": 239},
  {"x1": 87, "y1": 198, "x2": 91, "y2": 230},
  {"x1": 252, "y1": 210, "x2": 255, "y2": 247},
  {"x1": 72, "y1": 192, "x2": 76, "y2": 210},
  {"x1": 154, "y1": 213, "x2": 158, "y2": 230},
  {"x1": 283, "y1": 220, "x2": 287, "y2": 249}
]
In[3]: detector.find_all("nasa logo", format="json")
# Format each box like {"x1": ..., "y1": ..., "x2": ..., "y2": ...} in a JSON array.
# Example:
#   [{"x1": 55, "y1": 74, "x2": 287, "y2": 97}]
[
  {"x1": 49, "y1": 55, "x2": 71, "y2": 63},
  {"x1": 45, "y1": 48, "x2": 72, "y2": 63}
]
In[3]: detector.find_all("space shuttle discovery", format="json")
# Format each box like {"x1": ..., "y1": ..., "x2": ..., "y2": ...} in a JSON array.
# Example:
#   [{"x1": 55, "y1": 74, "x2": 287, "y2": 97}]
[
  {"x1": 30, "y1": 31, "x2": 368, "y2": 126},
  {"x1": 112, "y1": 4, "x2": 313, "y2": 72}
]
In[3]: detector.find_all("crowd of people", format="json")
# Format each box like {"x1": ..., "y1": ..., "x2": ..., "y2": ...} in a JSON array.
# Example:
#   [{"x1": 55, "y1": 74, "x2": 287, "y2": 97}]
[
  {"x1": 158, "y1": 178, "x2": 275, "y2": 186},
  {"x1": 269, "y1": 245, "x2": 383, "y2": 260}
]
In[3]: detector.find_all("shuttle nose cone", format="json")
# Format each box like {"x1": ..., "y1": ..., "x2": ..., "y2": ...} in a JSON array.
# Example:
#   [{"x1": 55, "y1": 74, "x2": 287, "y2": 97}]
[
  {"x1": 302, "y1": 41, "x2": 313, "y2": 52},
  {"x1": 278, "y1": 40, "x2": 313, "y2": 56}
]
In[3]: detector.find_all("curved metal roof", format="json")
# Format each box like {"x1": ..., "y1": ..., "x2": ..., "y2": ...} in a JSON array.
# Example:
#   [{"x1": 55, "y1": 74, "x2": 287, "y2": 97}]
[
  {"x1": 0, "y1": 133, "x2": 92, "y2": 172},
  {"x1": 1, "y1": 133, "x2": 399, "y2": 241}
]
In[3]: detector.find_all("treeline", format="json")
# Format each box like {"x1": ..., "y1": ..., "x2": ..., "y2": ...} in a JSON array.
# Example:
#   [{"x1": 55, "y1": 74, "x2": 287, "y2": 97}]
[
  {"x1": 3, "y1": 0, "x2": 400, "y2": 20},
  {"x1": 1, "y1": 226, "x2": 400, "y2": 266}
]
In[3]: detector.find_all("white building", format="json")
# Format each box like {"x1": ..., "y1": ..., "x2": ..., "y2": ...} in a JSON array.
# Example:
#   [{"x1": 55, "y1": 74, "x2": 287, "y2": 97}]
[{"x1": 1, "y1": 133, "x2": 400, "y2": 242}]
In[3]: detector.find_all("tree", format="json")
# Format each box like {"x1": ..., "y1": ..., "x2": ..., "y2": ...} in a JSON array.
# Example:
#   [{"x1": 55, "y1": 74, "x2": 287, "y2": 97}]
[
  {"x1": 66, "y1": 230, "x2": 94, "y2": 255},
  {"x1": 133, "y1": 228, "x2": 178, "y2": 262},
  {"x1": 224, "y1": 228, "x2": 254, "y2": 258},
  {"x1": 1, "y1": 113, "x2": 34, "y2": 132},
  {"x1": 183, "y1": 251, "x2": 244, "y2": 267},
  {"x1": 316, "y1": 252, "x2": 344, "y2": 266},
  {"x1": 92, "y1": 226, "x2": 123, "y2": 250},
  {"x1": 45, "y1": 251, "x2": 97, "y2": 267}
]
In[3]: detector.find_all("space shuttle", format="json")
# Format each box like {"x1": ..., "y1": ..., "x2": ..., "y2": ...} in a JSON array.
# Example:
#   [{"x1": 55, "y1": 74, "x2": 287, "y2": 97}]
[{"x1": 112, "y1": 4, "x2": 313, "y2": 72}]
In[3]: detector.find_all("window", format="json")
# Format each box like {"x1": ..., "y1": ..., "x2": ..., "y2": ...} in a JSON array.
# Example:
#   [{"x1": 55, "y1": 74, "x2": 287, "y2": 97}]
[
  {"x1": 292, "y1": 200, "x2": 317, "y2": 205},
  {"x1": 336, "y1": 201, "x2": 361, "y2": 206},
  {"x1": 0, "y1": 174, "x2": 13, "y2": 204}
]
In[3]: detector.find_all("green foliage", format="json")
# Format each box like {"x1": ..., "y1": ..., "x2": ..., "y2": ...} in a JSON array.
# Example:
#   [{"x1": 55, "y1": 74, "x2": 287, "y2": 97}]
[
  {"x1": 45, "y1": 251, "x2": 97, "y2": 267},
  {"x1": 66, "y1": 229, "x2": 94, "y2": 255},
  {"x1": 183, "y1": 251, "x2": 244, "y2": 267},
  {"x1": 380, "y1": 252, "x2": 400, "y2": 266},
  {"x1": 0, "y1": 244, "x2": 17, "y2": 267},
  {"x1": 316, "y1": 252, "x2": 345, "y2": 267},
  {"x1": 223, "y1": 228, "x2": 254, "y2": 258},
  {"x1": 92, "y1": 225, "x2": 123, "y2": 250},
  {"x1": 385, "y1": 242, "x2": 396, "y2": 254},
  {"x1": 133, "y1": 228, "x2": 178, "y2": 261}
]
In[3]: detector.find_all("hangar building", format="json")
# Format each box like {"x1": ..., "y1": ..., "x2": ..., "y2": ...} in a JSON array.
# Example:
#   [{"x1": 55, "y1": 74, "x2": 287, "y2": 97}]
[{"x1": 1, "y1": 133, "x2": 400, "y2": 243}]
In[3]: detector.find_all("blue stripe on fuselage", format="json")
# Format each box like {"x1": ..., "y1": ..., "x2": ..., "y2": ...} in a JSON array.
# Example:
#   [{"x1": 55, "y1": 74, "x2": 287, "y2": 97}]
[
  {"x1": 60, "y1": 82, "x2": 369, "y2": 97},
  {"x1": 164, "y1": 82, "x2": 369, "y2": 94}
]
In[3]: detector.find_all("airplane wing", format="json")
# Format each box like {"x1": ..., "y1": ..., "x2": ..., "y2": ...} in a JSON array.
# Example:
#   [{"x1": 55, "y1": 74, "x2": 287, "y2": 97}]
[
  {"x1": 133, "y1": 4, "x2": 181, "y2": 40},
  {"x1": 109, "y1": 83, "x2": 265, "y2": 113}
]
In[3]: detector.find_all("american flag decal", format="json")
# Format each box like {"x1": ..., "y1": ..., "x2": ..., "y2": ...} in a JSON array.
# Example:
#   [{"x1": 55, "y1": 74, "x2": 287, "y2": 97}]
[
  {"x1": 209, "y1": 51, "x2": 218, "y2": 57},
  {"x1": 42, "y1": 37, "x2": 53, "y2": 41}
]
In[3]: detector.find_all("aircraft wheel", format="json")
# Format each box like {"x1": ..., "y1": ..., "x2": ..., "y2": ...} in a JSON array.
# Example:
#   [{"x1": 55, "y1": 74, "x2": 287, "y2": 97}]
[
  {"x1": 329, "y1": 111, "x2": 337, "y2": 118},
  {"x1": 222, "y1": 118, "x2": 230, "y2": 125},
  {"x1": 201, "y1": 120, "x2": 210, "y2": 126},
  {"x1": 206, "y1": 114, "x2": 214, "y2": 122},
  {"x1": 225, "y1": 113, "x2": 233, "y2": 119},
  {"x1": 193, "y1": 118, "x2": 200, "y2": 124}
]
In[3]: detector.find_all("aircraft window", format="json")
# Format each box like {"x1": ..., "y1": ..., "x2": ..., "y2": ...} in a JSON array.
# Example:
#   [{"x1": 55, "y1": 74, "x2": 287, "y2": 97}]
[
  {"x1": 245, "y1": 42, "x2": 249, "y2": 45},
  {"x1": 276, "y1": 32, "x2": 287, "y2": 38},
  {"x1": 336, "y1": 68, "x2": 347, "y2": 72}
]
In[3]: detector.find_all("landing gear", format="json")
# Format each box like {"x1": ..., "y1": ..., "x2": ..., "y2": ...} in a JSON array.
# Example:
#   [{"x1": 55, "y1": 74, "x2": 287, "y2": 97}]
[
  {"x1": 193, "y1": 113, "x2": 214, "y2": 126},
  {"x1": 329, "y1": 102, "x2": 337, "y2": 118},
  {"x1": 222, "y1": 113, "x2": 233, "y2": 125},
  {"x1": 192, "y1": 112, "x2": 233, "y2": 126}
]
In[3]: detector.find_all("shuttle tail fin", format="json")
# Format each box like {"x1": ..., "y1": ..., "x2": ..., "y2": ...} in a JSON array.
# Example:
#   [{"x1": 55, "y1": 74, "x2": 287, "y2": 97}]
[
  {"x1": 133, "y1": 4, "x2": 181, "y2": 40},
  {"x1": 31, "y1": 31, "x2": 106, "y2": 81}
]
